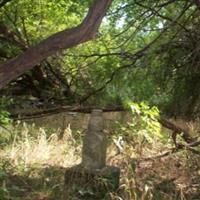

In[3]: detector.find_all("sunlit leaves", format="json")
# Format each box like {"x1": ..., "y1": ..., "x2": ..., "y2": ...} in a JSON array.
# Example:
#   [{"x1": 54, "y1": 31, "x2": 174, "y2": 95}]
[{"x1": 124, "y1": 101, "x2": 165, "y2": 143}]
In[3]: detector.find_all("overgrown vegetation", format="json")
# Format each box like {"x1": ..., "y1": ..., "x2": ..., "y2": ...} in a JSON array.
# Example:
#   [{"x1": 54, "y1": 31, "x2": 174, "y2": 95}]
[
  {"x1": 1, "y1": 0, "x2": 200, "y2": 199},
  {"x1": 0, "y1": 103, "x2": 200, "y2": 199},
  {"x1": 0, "y1": 0, "x2": 200, "y2": 118}
]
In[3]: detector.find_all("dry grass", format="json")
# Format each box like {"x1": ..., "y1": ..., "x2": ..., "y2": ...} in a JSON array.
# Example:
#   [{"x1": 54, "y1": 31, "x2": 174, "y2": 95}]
[
  {"x1": 6, "y1": 124, "x2": 81, "y2": 168},
  {"x1": 0, "y1": 123, "x2": 82, "y2": 200},
  {"x1": 0, "y1": 122, "x2": 200, "y2": 200}
]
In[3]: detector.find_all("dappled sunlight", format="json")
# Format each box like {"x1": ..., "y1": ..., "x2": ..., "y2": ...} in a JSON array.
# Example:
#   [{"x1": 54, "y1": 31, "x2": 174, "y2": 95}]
[
  {"x1": 1, "y1": 0, "x2": 200, "y2": 199},
  {"x1": 0, "y1": 114, "x2": 200, "y2": 199},
  {"x1": 3, "y1": 124, "x2": 81, "y2": 168}
]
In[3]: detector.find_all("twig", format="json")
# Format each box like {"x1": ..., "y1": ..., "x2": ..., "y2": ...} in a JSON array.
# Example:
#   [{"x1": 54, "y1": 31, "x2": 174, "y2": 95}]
[{"x1": 0, "y1": 124, "x2": 12, "y2": 133}]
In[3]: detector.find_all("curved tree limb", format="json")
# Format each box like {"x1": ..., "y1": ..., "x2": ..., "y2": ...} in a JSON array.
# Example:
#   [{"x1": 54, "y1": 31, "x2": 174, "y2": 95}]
[{"x1": 0, "y1": 0, "x2": 113, "y2": 89}]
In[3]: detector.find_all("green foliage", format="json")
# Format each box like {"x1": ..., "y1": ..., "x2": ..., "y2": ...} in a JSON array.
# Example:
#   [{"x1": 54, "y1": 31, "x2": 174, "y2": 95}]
[
  {"x1": 0, "y1": 98, "x2": 12, "y2": 126},
  {"x1": 0, "y1": 168, "x2": 10, "y2": 200},
  {"x1": 0, "y1": 1, "x2": 200, "y2": 199},
  {"x1": 122, "y1": 101, "x2": 166, "y2": 144},
  {"x1": 0, "y1": 0, "x2": 200, "y2": 116},
  {"x1": 0, "y1": 110, "x2": 11, "y2": 125}
]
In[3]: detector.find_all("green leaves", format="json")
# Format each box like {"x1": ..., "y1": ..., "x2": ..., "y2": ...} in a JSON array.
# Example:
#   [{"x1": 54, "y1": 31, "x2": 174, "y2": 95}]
[
  {"x1": 0, "y1": 170, "x2": 7, "y2": 181},
  {"x1": 0, "y1": 0, "x2": 198, "y2": 117},
  {"x1": 0, "y1": 110, "x2": 11, "y2": 125},
  {"x1": 0, "y1": 97, "x2": 12, "y2": 125},
  {"x1": 124, "y1": 101, "x2": 165, "y2": 143}
]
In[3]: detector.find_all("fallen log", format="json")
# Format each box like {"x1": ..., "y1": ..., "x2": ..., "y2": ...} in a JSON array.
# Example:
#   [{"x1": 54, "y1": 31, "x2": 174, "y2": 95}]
[
  {"x1": 158, "y1": 118, "x2": 195, "y2": 145},
  {"x1": 9, "y1": 106, "x2": 199, "y2": 148},
  {"x1": 10, "y1": 105, "x2": 125, "y2": 120}
]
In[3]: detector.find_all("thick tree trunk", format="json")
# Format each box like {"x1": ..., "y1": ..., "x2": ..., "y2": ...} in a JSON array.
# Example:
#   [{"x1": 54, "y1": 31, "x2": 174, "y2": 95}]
[{"x1": 0, "y1": 0, "x2": 113, "y2": 89}]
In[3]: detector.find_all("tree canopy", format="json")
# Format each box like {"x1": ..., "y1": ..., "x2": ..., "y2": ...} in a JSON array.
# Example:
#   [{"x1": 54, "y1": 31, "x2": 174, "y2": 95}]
[{"x1": 0, "y1": 0, "x2": 200, "y2": 118}]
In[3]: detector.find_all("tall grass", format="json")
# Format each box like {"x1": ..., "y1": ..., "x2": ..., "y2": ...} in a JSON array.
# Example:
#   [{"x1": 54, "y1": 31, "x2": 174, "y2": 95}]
[
  {"x1": 0, "y1": 120, "x2": 199, "y2": 200},
  {"x1": 5, "y1": 123, "x2": 81, "y2": 168}
]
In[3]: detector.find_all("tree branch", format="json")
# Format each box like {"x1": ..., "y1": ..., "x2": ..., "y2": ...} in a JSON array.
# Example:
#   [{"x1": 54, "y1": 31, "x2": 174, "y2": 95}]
[{"x1": 0, "y1": 0, "x2": 113, "y2": 89}]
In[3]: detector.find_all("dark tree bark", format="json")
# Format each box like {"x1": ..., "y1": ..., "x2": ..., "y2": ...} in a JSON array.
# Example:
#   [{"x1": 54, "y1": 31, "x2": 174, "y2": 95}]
[
  {"x1": 0, "y1": 0, "x2": 113, "y2": 89},
  {"x1": 193, "y1": 0, "x2": 200, "y2": 9}
]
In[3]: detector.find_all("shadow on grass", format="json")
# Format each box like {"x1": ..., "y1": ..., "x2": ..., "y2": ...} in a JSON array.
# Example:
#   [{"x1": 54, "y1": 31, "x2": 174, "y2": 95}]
[
  {"x1": 133, "y1": 156, "x2": 200, "y2": 200},
  {"x1": 1, "y1": 158, "x2": 200, "y2": 200},
  {"x1": 0, "y1": 164, "x2": 66, "y2": 200}
]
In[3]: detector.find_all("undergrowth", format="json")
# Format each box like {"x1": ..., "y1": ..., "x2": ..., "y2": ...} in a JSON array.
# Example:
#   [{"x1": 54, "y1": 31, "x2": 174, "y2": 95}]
[
  {"x1": 0, "y1": 103, "x2": 200, "y2": 199},
  {"x1": 0, "y1": 122, "x2": 81, "y2": 200}
]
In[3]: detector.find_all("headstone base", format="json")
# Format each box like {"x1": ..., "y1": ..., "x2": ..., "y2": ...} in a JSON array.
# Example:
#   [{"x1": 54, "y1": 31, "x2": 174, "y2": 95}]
[{"x1": 63, "y1": 164, "x2": 120, "y2": 200}]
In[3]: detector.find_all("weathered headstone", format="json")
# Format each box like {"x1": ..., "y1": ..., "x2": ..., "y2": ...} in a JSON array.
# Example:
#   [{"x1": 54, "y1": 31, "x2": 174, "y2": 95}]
[
  {"x1": 63, "y1": 109, "x2": 120, "y2": 200},
  {"x1": 82, "y1": 109, "x2": 107, "y2": 169}
]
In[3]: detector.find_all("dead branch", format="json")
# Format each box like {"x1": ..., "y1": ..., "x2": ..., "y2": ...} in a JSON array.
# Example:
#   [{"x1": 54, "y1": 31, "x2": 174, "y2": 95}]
[
  {"x1": 10, "y1": 105, "x2": 125, "y2": 120},
  {"x1": 158, "y1": 118, "x2": 195, "y2": 144}
]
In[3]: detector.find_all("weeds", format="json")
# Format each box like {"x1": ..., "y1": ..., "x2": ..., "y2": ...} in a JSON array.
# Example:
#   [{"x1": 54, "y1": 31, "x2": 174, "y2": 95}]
[
  {"x1": 0, "y1": 112, "x2": 200, "y2": 199},
  {"x1": 0, "y1": 123, "x2": 81, "y2": 200}
]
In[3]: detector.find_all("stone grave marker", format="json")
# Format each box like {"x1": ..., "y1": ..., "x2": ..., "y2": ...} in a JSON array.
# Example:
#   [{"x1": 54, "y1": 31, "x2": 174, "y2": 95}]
[{"x1": 64, "y1": 109, "x2": 120, "y2": 200}]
